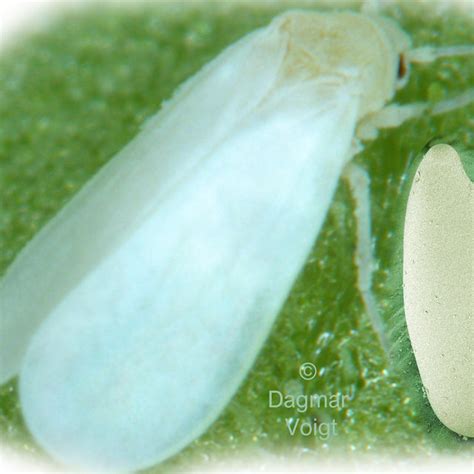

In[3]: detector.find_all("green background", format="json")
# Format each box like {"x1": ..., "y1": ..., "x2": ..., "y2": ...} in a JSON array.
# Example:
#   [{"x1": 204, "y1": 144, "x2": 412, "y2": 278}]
[{"x1": 0, "y1": 1, "x2": 472, "y2": 471}]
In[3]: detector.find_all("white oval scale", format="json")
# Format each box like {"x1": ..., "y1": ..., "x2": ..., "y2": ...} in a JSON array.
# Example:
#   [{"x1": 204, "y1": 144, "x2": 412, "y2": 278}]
[{"x1": 404, "y1": 144, "x2": 473, "y2": 438}]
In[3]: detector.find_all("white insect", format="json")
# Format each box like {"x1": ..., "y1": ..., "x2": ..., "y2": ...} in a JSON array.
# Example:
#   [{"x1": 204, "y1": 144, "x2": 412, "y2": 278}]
[{"x1": 0, "y1": 8, "x2": 472, "y2": 472}]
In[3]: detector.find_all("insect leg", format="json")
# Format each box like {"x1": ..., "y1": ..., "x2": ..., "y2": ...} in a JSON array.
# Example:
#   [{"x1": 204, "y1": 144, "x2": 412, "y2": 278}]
[
  {"x1": 356, "y1": 88, "x2": 474, "y2": 140},
  {"x1": 343, "y1": 161, "x2": 390, "y2": 353},
  {"x1": 406, "y1": 45, "x2": 474, "y2": 64},
  {"x1": 431, "y1": 88, "x2": 474, "y2": 115},
  {"x1": 356, "y1": 103, "x2": 427, "y2": 140}
]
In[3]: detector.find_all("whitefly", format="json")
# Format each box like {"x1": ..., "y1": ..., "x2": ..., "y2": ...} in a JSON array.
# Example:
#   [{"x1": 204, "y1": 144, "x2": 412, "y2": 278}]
[{"x1": 0, "y1": 8, "x2": 472, "y2": 472}]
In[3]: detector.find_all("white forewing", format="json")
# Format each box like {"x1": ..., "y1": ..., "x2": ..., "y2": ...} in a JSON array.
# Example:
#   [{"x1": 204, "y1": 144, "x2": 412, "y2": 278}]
[
  {"x1": 0, "y1": 24, "x2": 288, "y2": 383},
  {"x1": 20, "y1": 79, "x2": 359, "y2": 471}
]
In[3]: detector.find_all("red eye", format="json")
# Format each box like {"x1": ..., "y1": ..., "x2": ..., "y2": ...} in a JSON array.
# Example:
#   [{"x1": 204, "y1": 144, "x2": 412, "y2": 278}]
[{"x1": 398, "y1": 54, "x2": 407, "y2": 79}]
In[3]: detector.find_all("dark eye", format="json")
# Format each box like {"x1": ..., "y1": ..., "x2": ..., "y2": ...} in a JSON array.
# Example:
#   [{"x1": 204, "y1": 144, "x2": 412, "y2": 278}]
[{"x1": 398, "y1": 54, "x2": 407, "y2": 79}]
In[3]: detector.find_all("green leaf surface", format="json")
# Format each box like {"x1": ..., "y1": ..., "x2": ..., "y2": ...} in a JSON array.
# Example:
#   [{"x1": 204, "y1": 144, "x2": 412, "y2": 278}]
[{"x1": 0, "y1": 1, "x2": 472, "y2": 471}]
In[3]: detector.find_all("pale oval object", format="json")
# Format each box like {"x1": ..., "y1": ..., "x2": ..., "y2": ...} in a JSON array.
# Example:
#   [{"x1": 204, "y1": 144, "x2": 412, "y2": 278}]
[
  {"x1": 0, "y1": 9, "x2": 422, "y2": 472},
  {"x1": 403, "y1": 144, "x2": 473, "y2": 438}
]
